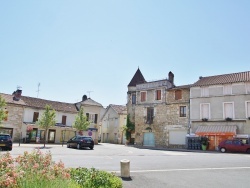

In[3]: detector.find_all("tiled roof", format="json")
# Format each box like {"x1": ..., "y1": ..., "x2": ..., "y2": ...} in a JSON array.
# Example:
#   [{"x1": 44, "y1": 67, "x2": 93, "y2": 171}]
[
  {"x1": 128, "y1": 68, "x2": 147, "y2": 87},
  {"x1": 168, "y1": 84, "x2": 191, "y2": 90},
  {"x1": 21, "y1": 96, "x2": 78, "y2": 113},
  {"x1": 0, "y1": 93, "x2": 26, "y2": 106},
  {"x1": 110, "y1": 104, "x2": 127, "y2": 114},
  {"x1": 193, "y1": 71, "x2": 250, "y2": 86}
]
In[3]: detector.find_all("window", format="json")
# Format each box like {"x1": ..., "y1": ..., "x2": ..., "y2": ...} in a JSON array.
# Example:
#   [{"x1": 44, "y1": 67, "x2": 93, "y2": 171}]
[
  {"x1": 87, "y1": 113, "x2": 98, "y2": 123},
  {"x1": 246, "y1": 83, "x2": 250, "y2": 94},
  {"x1": 224, "y1": 84, "x2": 232, "y2": 95},
  {"x1": 200, "y1": 103, "x2": 210, "y2": 119},
  {"x1": 62, "y1": 115, "x2": 67, "y2": 125},
  {"x1": 4, "y1": 111, "x2": 8, "y2": 121},
  {"x1": 94, "y1": 114, "x2": 98, "y2": 124},
  {"x1": 246, "y1": 101, "x2": 250, "y2": 118},
  {"x1": 132, "y1": 94, "x2": 136, "y2": 104},
  {"x1": 224, "y1": 102, "x2": 234, "y2": 119},
  {"x1": 146, "y1": 107, "x2": 154, "y2": 124},
  {"x1": 141, "y1": 91, "x2": 146, "y2": 102},
  {"x1": 201, "y1": 87, "x2": 209, "y2": 97},
  {"x1": 180, "y1": 106, "x2": 186, "y2": 117},
  {"x1": 33, "y1": 112, "x2": 39, "y2": 122},
  {"x1": 175, "y1": 90, "x2": 182, "y2": 100},
  {"x1": 155, "y1": 90, "x2": 162, "y2": 100}
]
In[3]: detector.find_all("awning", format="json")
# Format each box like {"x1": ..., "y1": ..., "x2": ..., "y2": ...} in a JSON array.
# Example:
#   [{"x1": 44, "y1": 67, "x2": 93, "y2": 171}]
[{"x1": 195, "y1": 125, "x2": 237, "y2": 136}]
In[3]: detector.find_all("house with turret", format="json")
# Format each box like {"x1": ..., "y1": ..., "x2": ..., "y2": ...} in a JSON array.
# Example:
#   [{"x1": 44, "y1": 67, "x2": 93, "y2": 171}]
[{"x1": 127, "y1": 68, "x2": 190, "y2": 148}]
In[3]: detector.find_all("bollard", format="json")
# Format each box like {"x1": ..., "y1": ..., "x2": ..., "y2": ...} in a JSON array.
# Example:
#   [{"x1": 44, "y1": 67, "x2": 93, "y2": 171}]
[{"x1": 120, "y1": 159, "x2": 130, "y2": 179}]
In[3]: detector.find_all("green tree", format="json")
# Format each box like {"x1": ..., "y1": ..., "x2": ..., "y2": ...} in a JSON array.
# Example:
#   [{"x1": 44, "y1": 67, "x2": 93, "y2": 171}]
[
  {"x1": 125, "y1": 115, "x2": 135, "y2": 143},
  {"x1": 72, "y1": 108, "x2": 90, "y2": 135},
  {"x1": 0, "y1": 96, "x2": 7, "y2": 125},
  {"x1": 37, "y1": 105, "x2": 56, "y2": 148}
]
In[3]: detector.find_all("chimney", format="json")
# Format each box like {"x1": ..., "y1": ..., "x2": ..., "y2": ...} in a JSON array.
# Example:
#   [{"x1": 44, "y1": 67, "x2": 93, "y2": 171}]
[
  {"x1": 13, "y1": 89, "x2": 22, "y2": 101},
  {"x1": 168, "y1": 71, "x2": 174, "y2": 84},
  {"x1": 82, "y1": 95, "x2": 88, "y2": 101}
]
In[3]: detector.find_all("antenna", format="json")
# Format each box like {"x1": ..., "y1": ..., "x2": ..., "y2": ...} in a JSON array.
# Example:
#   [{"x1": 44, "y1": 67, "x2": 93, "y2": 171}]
[
  {"x1": 36, "y1": 83, "x2": 41, "y2": 98},
  {"x1": 87, "y1": 91, "x2": 93, "y2": 98}
]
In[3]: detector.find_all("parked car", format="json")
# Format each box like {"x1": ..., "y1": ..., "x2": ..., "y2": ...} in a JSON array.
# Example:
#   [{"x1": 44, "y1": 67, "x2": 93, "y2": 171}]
[
  {"x1": 218, "y1": 139, "x2": 250, "y2": 153},
  {"x1": 67, "y1": 136, "x2": 94, "y2": 150},
  {"x1": 0, "y1": 134, "x2": 12, "y2": 151}
]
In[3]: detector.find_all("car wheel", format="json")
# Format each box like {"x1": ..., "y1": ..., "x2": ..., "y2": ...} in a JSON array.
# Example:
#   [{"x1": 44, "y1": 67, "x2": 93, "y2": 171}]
[
  {"x1": 89, "y1": 146, "x2": 93, "y2": 150},
  {"x1": 220, "y1": 148, "x2": 226, "y2": 153},
  {"x1": 77, "y1": 144, "x2": 81, "y2": 150},
  {"x1": 67, "y1": 143, "x2": 70, "y2": 148},
  {"x1": 247, "y1": 149, "x2": 250, "y2": 154}
]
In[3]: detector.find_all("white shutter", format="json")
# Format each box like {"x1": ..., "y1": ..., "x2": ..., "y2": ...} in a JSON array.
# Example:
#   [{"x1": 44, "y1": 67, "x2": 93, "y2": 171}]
[
  {"x1": 247, "y1": 102, "x2": 250, "y2": 117},
  {"x1": 201, "y1": 104, "x2": 209, "y2": 119},
  {"x1": 224, "y1": 103, "x2": 233, "y2": 118},
  {"x1": 224, "y1": 84, "x2": 232, "y2": 95},
  {"x1": 246, "y1": 83, "x2": 250, "y2": 94}
]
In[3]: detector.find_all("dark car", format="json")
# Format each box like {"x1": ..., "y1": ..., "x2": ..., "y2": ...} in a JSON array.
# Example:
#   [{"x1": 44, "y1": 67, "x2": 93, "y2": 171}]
[
  {"x1": 218, "y1": 139, "x2": 250, "y2": 153},
  {"x1": 0, "y1": 134, "x2": 12, "y2": 151},
  {"x1": 67, "y1": 136, "x2": 94, "y2": 150}
]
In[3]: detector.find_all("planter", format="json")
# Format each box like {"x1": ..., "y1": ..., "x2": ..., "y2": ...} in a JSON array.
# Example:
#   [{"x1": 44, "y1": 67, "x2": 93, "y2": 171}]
[{"x1": 201, "y1": 144, "x2": 207, "y2": 151}]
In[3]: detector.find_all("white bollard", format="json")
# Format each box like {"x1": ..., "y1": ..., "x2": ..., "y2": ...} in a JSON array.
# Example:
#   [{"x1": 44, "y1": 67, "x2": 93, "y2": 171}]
[{"x1": 120, "y1": 159, "x2": 130, "y2": 178}]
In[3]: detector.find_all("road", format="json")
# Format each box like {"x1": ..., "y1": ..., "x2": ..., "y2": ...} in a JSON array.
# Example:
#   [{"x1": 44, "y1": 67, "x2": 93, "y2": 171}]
[{"x1": 3, "y1": 143, "x2": 250, "y2": 188}]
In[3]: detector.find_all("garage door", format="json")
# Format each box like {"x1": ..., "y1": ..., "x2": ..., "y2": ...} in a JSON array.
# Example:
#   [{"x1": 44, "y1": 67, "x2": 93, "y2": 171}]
[
  {"x1": 169, "y1": 130, "x2": 187, "y2": 145},
  {"x1": 143, "y1": 132, "x2": 155, "y2": 147}
]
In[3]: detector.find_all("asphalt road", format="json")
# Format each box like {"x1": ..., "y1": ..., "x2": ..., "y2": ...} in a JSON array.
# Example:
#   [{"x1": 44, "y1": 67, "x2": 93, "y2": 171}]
[{"x1": 3, "y1": 143, "x2": 250, "y2": 188}]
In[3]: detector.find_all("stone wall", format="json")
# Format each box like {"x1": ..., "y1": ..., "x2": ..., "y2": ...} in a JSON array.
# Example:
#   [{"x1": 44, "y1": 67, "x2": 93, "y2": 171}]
[{"x1": 1, "y1": 104, "x2": 24, "y2": 142}]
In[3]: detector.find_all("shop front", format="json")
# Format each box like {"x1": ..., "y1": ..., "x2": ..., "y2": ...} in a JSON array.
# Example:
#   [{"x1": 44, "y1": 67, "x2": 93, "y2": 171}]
[{"x1": 195, "y1": 125, "x2": 237, "y2": 150}]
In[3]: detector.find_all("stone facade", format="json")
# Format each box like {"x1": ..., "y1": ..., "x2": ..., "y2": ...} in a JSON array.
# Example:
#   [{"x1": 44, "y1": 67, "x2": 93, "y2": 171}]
[
  {"x1": 1, "y1": 103, "x2": 24, "y2": 142},
  {"x1": 127, "y1": 69, "x2": 190, "y2": 148}
]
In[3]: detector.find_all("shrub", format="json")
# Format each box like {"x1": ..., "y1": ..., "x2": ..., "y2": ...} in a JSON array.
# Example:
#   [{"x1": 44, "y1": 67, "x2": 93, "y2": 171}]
[
  {"x1": 0, "y1": 150, "x2": 72, "y2": 188},
  {"x1": 70, "y1": 167, "x2": 122, "y2": 188}
]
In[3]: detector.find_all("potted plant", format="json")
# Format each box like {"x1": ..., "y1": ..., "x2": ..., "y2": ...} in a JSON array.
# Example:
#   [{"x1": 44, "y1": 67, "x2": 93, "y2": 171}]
[
  {"x1": 200, "y1": 136, "x2": 209, "y2": 150},
  {"x1": 202, "y1": 118, "x2": 208, "y2": 122}
]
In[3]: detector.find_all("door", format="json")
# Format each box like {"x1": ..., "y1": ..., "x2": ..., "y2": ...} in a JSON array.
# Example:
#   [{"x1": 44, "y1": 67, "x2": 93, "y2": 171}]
[
  {"x1": 30, "y1": 128, "x2": 38, "y2": 142},
  {"x1": 48, "y1": 130, "x2": 56, "y2": 143},
  {"x1": 143, "y1": 132, "x2": 155, "y2": 147}
]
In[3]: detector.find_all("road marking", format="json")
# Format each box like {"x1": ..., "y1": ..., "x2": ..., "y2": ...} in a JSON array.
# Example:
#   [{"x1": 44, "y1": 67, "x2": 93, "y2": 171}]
[
  {"x1": 104, "y1": 156, "x2": 113, "y2": 159},
  {"x1": 161, "y1": 151, "x2": 187, "y2": 156},
  {"x1": 110, "y1": 166, "x2": 250, "y2": 173},
  {"x1": 127, "y1": 150, "x2": 133, "y2": 154}
]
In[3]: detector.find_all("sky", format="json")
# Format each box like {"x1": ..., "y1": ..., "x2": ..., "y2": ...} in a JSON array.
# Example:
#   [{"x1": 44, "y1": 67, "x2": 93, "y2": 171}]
[{"x1": 0, "y1": 1, "x2": 250, "y2": 108}]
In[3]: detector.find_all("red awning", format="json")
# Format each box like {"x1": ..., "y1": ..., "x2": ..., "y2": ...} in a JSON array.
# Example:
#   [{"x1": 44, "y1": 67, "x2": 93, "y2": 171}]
[{"x1": 195, "y1": 125, "x2": 237, "y2": 136}]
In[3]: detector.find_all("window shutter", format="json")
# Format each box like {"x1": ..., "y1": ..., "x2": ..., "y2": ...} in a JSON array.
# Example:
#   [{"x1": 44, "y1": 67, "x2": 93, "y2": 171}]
[
  {"x1": 94, "y1": 114, "x2": 98, "y2": 124},
  {"x1": 62, "y1": 115, "x2": 67, "y2": 125},
  {"x1": 33, "y1": 112, "x2": 39, "y2": 122}
]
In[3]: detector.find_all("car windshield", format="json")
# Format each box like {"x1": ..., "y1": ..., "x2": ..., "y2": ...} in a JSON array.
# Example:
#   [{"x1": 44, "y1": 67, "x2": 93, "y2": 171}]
[{"x1": 0, "y1": 135, "x2": 10, "y2": 140}]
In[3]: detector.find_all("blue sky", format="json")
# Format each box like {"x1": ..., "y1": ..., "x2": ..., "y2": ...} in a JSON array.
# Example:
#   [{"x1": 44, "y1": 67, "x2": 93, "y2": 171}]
[{"x1": 1, "y1": 1, "x2": 250, "y2": 107}]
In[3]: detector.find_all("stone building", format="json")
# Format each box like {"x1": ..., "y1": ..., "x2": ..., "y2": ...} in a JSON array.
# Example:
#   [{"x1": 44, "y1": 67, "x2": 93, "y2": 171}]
[{"x1": 127, "y1": 68, "x2": 190, "y2": 148}]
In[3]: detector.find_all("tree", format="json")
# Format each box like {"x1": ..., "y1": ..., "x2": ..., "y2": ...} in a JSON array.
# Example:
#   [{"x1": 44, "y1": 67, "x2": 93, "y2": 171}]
[
  {"x1": 72, "y1": 108, "x2": 90, "y2": 135},
  {"x1": 37, "y1": 105, "x2": 56, "y2": 148},
  {"x1": 125, "y1": 115, "x2": 135, "y2": 144},
  {"x1": 0, "y1": 96, "x2": 6, "y2": 126}
]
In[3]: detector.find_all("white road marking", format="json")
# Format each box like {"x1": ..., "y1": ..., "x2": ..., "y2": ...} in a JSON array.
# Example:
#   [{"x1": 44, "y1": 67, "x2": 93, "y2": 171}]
[
  {"x1": 127, "y1": 150, "x2": 133, "y2": 154},
  {"x1": 161, "y1": 151, "x2": 187, "y2": 156},
  {"x1": 110, "y1": 166, "x2": 250, "y2": 173}
]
